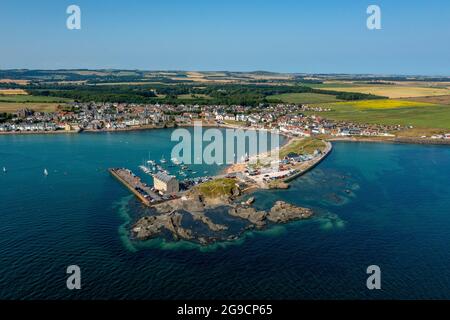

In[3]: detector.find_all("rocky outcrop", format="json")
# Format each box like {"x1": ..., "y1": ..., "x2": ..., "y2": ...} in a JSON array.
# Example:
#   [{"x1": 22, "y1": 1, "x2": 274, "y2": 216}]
[
  {"x1": 133, "y1": 212, "x2": 193, "y2": 241},
  {"x1": 267, "y1": 201, "x2": 313, "y2": 223},
  {"x1": 229, "y1": 206, "x2": 267, "y2": 228},
  {"x1": 132, "y1": 215, "x2": 165, "y2": 240},
  {"x1": 166, "y1": 213, "x2": 193, "y2": 240},
  {"x1": 132, "y1": 194, "x2": 313, "y2": 244},
  {"x1": 153, "y1": 194, "x2": 205, "y2": 214},
  {"x1": 192, "y1": 214, "x2": 228, "y2": 232},
  {"x1": 228, "y1": 201, "x2": 313, "y2": 228}
]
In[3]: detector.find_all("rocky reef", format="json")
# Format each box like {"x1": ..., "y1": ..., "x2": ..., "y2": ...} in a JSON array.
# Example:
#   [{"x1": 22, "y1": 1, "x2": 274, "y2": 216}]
[{"x1": 131, "y1": 188, "x2": 313, "y2": 245}]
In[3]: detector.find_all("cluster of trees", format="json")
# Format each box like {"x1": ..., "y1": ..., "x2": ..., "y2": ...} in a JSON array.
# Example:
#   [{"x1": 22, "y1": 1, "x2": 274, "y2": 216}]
[
  {"x1": 0, "y1": 112, "x2": 13, "y2": 123},
  {"x1": 318, "y1": 90, "x2": 387, "y2": 101},
  {"x1": 23, "y1": 82, "x2": 386, "y2": 106},
  {"x1": 29, "y1": 85, "x2": 159, "y2": 104}
]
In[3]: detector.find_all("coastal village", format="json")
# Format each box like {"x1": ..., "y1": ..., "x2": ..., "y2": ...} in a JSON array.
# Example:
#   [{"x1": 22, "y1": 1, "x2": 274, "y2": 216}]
[
  {"x1": 3, "y1": 101, "x2": 450, "y2": 140},
  {"x1": 0, "y1": 102, "x2": 421, "y2": 137},
  {"x1": 2, "y1": 101, "x2": 450, "y2": 140},
  {"x1": 2, "y1": 101, "x2": 449, "y2": 244}
]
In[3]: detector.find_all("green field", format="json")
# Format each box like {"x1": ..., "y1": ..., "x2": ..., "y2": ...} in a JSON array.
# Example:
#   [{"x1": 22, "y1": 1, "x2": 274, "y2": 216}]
[
  {"x1": 267, "y1": 92, "x2": 341, "y2": 104},
  {"x1": 0, "y1": 95, "x2": 71, "y2": 103},
  {"x1": 312, "y1": 100, "x2": 450, "y2": 129}
]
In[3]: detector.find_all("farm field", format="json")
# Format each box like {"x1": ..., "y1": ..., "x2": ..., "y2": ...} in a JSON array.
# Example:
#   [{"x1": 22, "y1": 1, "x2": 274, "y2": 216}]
[
  {"x1": 0, "y1": 94, "x2": 70, "y2": 113},
  {"x1": 267, "y1": 92, "x2": 341, "y2": 104},
  {"x1": 328, "y1": 99, "x2": 436, "y2": 110},
  {"x1": 0, "y1": 89, "x2": 28, "y2": 95},
  {"x1": 312, "y1": 84, "x2": 450, "y2": 98},
  {"x1": 401, "y1": 95, "x2": 450, "y2": 106},
  {"x1": 0, "y1": 79, "x2": 30, "y2": 85},
  {"x1": 0, "y1": 102, "x2": 62, "y2": 113},
  {"x1": 312, "y1": 100, "x2": 450, "y2": 129},
  {"x1": 0, "y1": 95, "x2": 71, "y2": 103}
]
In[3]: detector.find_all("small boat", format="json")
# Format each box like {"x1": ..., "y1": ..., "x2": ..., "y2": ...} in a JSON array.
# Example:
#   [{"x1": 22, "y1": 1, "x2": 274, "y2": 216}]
[
  {"x1": 44, "y1": 169, "x2": 49, "y2": 176},
  {"x1": 147, "y1": 160, "x2": 156, "y2": 166},
  {"x1": 160, "y1": 156, "x2": 167, "y2": 164},
  {"x1": 2, "y1": 167, "x2": 6, "y2": 173},
  {"x1": 139, "y1": 165, "x2": 151, "y2": 174}
]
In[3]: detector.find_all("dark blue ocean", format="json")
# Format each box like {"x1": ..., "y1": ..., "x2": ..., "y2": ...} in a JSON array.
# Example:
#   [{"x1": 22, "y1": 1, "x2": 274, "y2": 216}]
[{"x1": 0, "y1": 129, "x2": 449, "y2": 299}]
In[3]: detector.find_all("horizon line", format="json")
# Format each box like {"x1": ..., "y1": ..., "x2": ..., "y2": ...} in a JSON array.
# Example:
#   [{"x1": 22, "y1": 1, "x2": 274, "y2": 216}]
[{"x1": 1, "y1": 68, "x2": 449, "y2": 78}]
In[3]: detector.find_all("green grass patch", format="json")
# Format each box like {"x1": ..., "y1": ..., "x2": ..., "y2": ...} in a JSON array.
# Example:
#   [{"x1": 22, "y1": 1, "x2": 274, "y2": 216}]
[
  {"x1": 280, "y1": 138, "x2": 326, "y2": 158},
  {"x1": 194, "y1": 178, "x2": 238, "y2": 198}
]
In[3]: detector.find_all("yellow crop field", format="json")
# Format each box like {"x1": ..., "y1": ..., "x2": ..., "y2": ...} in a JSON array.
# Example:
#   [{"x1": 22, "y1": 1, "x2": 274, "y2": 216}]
[
  {"x1": 329, "y1": 99, "x2": 437, "y2": 110},
  {"x1": 0, "y1": 89, "x2": 28, "y2": 95}
]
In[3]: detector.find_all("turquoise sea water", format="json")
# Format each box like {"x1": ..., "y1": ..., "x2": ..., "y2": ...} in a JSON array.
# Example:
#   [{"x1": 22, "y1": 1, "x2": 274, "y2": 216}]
[{"x1": 0, "y1": 129, "x2": 450, "y2": 299}]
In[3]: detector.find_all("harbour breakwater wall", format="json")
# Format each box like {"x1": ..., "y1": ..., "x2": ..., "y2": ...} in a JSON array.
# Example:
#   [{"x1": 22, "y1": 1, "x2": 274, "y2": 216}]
[{"x1": 283, "y1": 141, "x2": 333, "y2": 183}]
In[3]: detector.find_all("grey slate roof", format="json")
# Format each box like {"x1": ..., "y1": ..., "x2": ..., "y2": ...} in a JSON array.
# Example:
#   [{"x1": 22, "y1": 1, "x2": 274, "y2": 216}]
[{"x1": 153, "y1": 172, "x2": 177, "y2": 183}]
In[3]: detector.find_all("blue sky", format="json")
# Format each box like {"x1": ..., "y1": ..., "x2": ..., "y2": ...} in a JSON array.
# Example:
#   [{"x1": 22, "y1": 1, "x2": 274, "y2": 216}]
[{"x1": 1, "y1": 0, "x2": 449, "y2": 75}]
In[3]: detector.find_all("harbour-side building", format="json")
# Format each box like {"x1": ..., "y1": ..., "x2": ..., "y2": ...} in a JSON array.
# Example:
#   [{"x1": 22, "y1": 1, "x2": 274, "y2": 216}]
[{"x1": 153, "y1": 172, "x2": 179, "y2": 194}]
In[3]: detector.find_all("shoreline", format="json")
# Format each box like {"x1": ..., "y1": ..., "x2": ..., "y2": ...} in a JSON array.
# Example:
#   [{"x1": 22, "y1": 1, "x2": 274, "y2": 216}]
[
  {"x1": 327, "y1": 136, "x2": 450, "y2": 145},
  {"x1": 1, "y1": 122, "x2": 449, "y2": 146},
  {"x1": 223, "y1": 138, "x2": 333, "y2": 190}
]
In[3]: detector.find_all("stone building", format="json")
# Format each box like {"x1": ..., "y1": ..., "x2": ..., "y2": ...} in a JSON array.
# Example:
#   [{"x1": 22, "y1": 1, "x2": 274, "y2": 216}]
[{"x1": 153, "y1": 172, "x2": 179, "y2": 194}]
